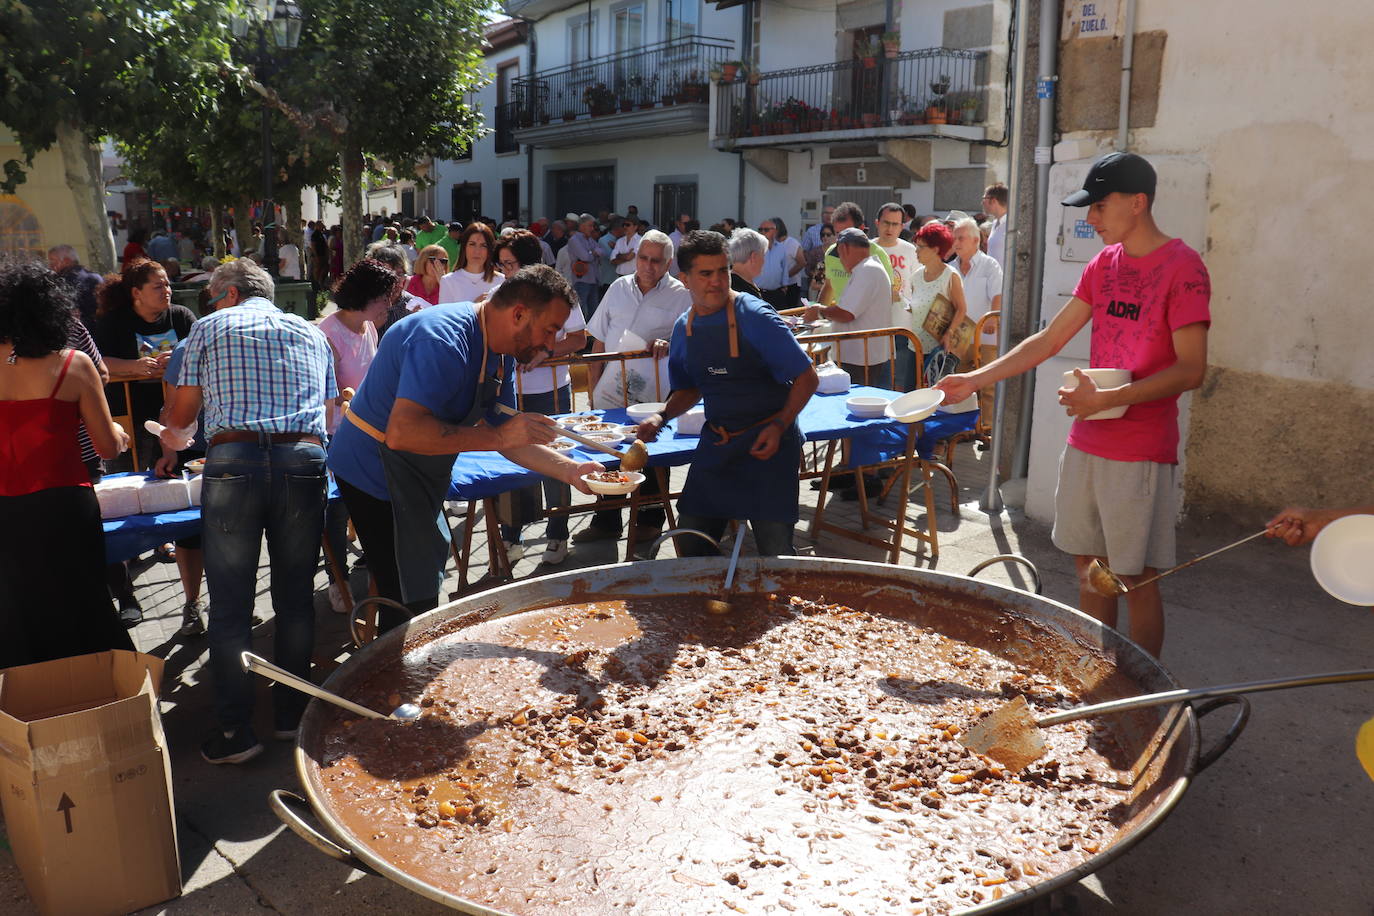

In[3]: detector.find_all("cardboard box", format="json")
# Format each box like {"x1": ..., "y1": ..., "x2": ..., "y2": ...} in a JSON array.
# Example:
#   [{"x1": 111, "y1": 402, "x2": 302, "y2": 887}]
[{"x1": 0, "y1": 651, "x2": 181, "y2": 915}]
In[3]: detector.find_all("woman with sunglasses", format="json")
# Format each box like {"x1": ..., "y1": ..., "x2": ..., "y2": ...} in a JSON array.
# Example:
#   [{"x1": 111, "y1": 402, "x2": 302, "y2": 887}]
[
  {"x1": 405, "y1": 245, "x2": 449, "y2": 307},
  {"x1": 438, "y1": 223, "x2": 501, "y2": 304}
]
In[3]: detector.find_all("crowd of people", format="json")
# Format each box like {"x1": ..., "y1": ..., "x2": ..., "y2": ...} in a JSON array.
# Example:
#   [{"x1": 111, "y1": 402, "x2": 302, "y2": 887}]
[{"x1": 0, "y1": 154, "x2": 1364, "y2": 768}]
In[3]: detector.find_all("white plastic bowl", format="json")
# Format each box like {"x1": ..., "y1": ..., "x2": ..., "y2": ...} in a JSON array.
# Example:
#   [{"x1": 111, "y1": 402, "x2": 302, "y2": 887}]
[
  {"x1": 581, "y1": 470, "x2": 645, "y2": 496},
  {"x1": 626, "y1": 402, "x2": 666, "y2": 422},
  {"x1": 675, "y1": 407, "x2": 706, "y2": 436},
  {"x1": 573, "y1": 421, "x2": 621, "y2": 435},
  {"x1": 617, "y1": 425, "x2": 639, "y2": 442},
  {"x1": 548, "y1": 439, "x2": 577, "y2": 451},
  {"x1": 1061, "y1": 368, "x2": 1132, "y2": 420},
  {"x1": 558, "y1": 413, "x2": 600, "y2": 428},
  {"x1": 846, "y1": 396, "x2": 891, "y2": 419},
  {"x1": 1310, "y1": 514, "x2": 1374, "y2": 606},
  {"x1": 885, "y1": 389, "x2": 945, "y2": 423},
  {"x1": 184, "y1": 458, "x2": 206, "y2": 474}
]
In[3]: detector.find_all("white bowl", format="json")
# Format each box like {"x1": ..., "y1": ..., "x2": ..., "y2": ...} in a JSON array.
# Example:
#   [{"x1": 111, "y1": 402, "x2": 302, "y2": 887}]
[
  {"x1": 846, "y1": 396, "x2": 890, "y2": 419},
  {"x1": 617, "y1": 425, "x2": 640, "y2": 442},
  {"x1": 1311, "y1": 514, "x2": 1374, "y2": 606},
  {"x1": 548, "y1": 439, "x2": 577, "y2": 451},
  {"x1": 581, "y1": 470, "x2": 645, "y2": 496},
  {"x1": 558, "y1": 413, "x2": 600, "y2": 428},
  {"x1": 184, "y1": 458, "x2": 206, "y2": 475},
  {"x1": 573, "y1": 421, "x2": 621, "y2": 435},
  {"x1": 885, "y1": 389, "x2": 945, "y2": 423},
  {"x1": 1061, "y1": 368, "x2": 1132, "y2": 420},
  {"x1": 675, "y1": 407, "x2": 706, "y2": 436},
  {"x1": 581, "y1": 432, "x2": 623, "y2": 444},
  {"x1": 626, "y1": 402, "x2": 666, "y2": 422}
]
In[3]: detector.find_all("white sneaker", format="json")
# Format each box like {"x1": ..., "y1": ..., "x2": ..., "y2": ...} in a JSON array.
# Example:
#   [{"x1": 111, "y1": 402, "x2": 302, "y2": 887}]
[
  {"x1": 503, "y1": 540, "x2": 525, "y2": 563},
  {"x1": 541, "y1": 539, "x2": 569, "y2": 565},
  {"x1": 328, "y1": 581, "x2": 350, "y2": 615}
]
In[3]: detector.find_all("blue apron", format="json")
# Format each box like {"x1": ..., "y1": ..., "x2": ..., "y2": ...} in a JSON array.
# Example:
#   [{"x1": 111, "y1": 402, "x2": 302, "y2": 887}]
[
  {"x1": 677, "y1": 300, "x2": 803, "y2": 524},
  {"x1": 377, "y1": 317, "x2": 504, "y2": 606}
]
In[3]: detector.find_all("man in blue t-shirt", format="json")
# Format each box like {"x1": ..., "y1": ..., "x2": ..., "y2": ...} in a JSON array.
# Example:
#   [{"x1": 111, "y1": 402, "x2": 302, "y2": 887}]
[
  {"x1": 328, "y1": 265, "x2": 600, "y2": 629},
  {"x1": 635, "y1": 231, "x2": 819, "y2": 557}
]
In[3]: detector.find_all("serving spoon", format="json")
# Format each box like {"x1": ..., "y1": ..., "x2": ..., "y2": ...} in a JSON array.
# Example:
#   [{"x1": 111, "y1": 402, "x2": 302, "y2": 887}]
[
  {"x1": 240, "y1": 651, "x2": 421, "y2": 722},
  {"x1": 1086, "y1": 529, "x2": 1270, "y2": 597},
  {"x1": 497, "y1": 403, "x2": 650, "y2": 471}
]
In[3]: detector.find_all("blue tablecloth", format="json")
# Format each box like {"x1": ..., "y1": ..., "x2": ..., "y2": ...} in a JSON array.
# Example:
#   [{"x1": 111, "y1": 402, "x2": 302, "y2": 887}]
[
  {"x1": 101, "y1": 472, "x2": 340, "y2": 564},
  {"x1": 448, "y1": 407, "x2": 700, "y2": 500},
  {"x1": 799, "y1": 387, "x2": 979, "y2": 466}
]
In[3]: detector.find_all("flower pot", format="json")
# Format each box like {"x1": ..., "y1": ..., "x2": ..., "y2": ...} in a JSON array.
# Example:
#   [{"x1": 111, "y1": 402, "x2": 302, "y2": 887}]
[
  {"x1": 861, "y1": 113, "x2": 879, "y2": 127},
  {"x1": 722, "y1": 64, "x2": 739, "y2": 82},
  {"x1": 927, "y1": 106, "x2": 946, "y2": 124},
  {"x1": 861, "y1": 56, "x2": 877, "y2": 70},
  {"x1": 562, "y1": 113, "x2": 577, "y2": 122},
  {"x1": 661, "y1": 95, "x2": 675, "y2": 106},
  {"x1": 947, "y1": 109, "x2": 962, "y2": 124},
  {"x1": 883, "y1": 42, "x2": 899, "y2": 58},
  {"x1": 619, "y1": 100, "x2": 633, "y2": 113}
]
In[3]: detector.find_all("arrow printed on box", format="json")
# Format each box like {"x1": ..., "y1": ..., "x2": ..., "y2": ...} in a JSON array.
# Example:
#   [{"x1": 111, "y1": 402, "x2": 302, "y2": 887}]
[{"x1": 56, "y1": 793, "x2": 75, "y2": 833}]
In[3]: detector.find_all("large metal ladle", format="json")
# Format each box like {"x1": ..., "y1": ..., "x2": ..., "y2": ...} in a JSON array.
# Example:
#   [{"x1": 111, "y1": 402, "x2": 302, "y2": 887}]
[
  {"x1": 240, "y1": 652, "x2": 421, "y2": 722},
  {"x1": 557, "y1": 426, "x2": 650, "y2": 472},
  {"x1": 650, "y1": 526, "x2": 746, "y2": 614},
  {"x1": 1086, "y1": 529, "x2": 1270, "y2": 597}
]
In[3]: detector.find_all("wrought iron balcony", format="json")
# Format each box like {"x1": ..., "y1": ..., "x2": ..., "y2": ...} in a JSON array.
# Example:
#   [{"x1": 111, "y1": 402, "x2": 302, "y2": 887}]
[
  {"x1": 714, "y1": 48, "x2": 991, "y2": 145},
  {"x1": 511, "y1": 36, "x2": 734, "y2": 148}
]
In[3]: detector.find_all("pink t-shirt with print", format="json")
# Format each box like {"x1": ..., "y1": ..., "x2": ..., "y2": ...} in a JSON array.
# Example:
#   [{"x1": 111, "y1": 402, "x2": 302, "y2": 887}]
[{"x1": 1067, "y1": 238, "x2": 1211, "y2": 464}]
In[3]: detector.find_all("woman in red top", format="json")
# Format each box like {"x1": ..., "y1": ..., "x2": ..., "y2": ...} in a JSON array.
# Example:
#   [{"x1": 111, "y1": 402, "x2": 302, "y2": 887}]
[
  {"x1": 0, "y1": 262, "x2": 134, "y2": 668},
  {"x1": 405, "y1": 244, "x2": 448, "y2": 306},
  {"x1": 121, "y1": 227, "x2": 148, "y2": 269}
]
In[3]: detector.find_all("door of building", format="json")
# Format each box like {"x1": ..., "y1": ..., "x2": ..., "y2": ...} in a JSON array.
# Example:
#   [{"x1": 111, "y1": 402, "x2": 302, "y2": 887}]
[
  {"x1": 451, "y1": 183, "x2": 482, "y2": 224},
  {"x1": 552, "y1": 167, "x2": 615, "y2": 221},
  {"x1": 502, "y1": 179, "x2": 521, "y2": 224},
  {"x1": 653, "y1": 182, "x2": 697, "y2": 230}
]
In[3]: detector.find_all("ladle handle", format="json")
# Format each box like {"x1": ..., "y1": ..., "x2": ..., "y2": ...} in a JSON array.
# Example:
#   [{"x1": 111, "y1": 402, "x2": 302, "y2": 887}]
[
  {"x1": 1128, "y1": 529, "x2": 1270, "y2": 591},
  {"x1": 723, "y1": 522, "x2": 746, "y2": 591},
  {"x1": 1036, "y1": 668, "x2": 1374, "y2": 727},
  {"x1": 240, "y1": 651, "x2": 386, "y2": 720}
]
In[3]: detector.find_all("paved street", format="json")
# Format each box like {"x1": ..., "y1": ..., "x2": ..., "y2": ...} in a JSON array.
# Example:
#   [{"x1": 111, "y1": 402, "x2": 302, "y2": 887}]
[{"x1": 2, "y1": 445, "x2": 1371, "y2": 915}]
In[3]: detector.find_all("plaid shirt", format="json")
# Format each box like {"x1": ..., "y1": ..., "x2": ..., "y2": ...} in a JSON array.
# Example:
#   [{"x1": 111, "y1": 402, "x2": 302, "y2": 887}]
[{"x1": 179, "y1": 297, "x2": 336, "y2": 440}]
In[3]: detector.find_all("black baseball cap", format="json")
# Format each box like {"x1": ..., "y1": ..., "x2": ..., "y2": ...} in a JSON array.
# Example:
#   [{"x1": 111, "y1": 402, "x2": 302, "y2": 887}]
[{"x1": 1061, "y1": 152, "x2": 1156, "y2": 207}]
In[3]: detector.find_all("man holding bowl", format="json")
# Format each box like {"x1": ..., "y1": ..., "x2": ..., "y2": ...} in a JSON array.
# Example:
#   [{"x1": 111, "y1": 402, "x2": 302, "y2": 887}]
[{"x1": 936, "y1": 153, "x2": 1211, "y2": 657}]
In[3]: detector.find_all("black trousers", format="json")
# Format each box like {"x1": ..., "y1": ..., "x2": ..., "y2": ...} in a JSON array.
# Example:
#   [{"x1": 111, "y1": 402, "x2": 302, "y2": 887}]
[{"x1": 335, "y1": 476, "x2": 426, "y2": 633}]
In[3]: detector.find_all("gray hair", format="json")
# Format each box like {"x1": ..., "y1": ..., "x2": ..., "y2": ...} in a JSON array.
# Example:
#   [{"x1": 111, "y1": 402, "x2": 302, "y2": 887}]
[
  {"x1": 209, "y1": 258, "x2": 274, "y2": 301},
  {"x1": 726, "y1": 227, "x2": 768, "y2": 263},
  {"x1": 365, "y1": 242, "x2": 410, "y2": 276},
  {"x1": 201, "y1": 255, "x2": 221, "y2": 271},
  {"x1": 639, "y1": 228, "x2": 674, "y2": 263},
  {"x1": 951, "y1": 217, "x2": 981, "y2": 241},
  {"x1": 47, "y1": 244, "x2": 79, "y2": 265}
]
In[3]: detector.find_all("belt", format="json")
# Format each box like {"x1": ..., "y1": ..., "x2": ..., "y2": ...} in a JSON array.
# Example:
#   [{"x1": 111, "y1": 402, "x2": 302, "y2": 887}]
[
  {"x1": 343, "y1": 404, "x2": 386, "y2": 443},
  {"x1": 209, "y1": 430, "x2": 322, "y2": 448}
]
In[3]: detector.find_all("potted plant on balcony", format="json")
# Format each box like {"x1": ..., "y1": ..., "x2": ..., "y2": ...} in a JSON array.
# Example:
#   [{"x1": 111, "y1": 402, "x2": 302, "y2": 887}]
[
  {"x1": 557, "y1": 91, "x2": 576, "y2": 122},
  {"x1": 926, "y1": 98, "x2": 947, "y2": 124},
  {"x1": 856, "y1": 38, "x2": 880, "y2": 69},
  {"x1": 720, "y1": 60, "x2": 742, "y2": 82},
  {"x1": 881, "y1": 31, "x2": 900, "y2": 58},
  {"x1": 662, "y1": 71, "x2": 678, "y2": 105},
  {"x1": 747, "y1": 64, "x2": 761, "y2": 86},
  {"x1": 582, "y1": 82, "x2": 616, "y2": 117},
  {"x1": 961, "y1": 95, "x2": 980, "y2": 122},
  {"x1": 615, "y1": 79, "x2": 635, "y2": 113},
  {"x1": 678, "y1": 70, "x2": 708, "y2": 103}
]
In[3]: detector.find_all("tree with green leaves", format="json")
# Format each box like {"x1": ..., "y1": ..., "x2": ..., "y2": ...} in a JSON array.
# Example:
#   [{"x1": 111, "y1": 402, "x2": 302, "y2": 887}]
[
  {"x1": 0, "y1": 0, "x2": 231, "y2": 271},
  {"x1": 272, "y1": 0, "x2": 490, "y2": 264}
]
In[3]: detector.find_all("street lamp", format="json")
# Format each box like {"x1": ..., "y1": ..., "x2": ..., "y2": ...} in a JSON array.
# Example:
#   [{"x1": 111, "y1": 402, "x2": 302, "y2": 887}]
[{"x1": 230, "y1": 0, "x2": 303, "y2": 279}]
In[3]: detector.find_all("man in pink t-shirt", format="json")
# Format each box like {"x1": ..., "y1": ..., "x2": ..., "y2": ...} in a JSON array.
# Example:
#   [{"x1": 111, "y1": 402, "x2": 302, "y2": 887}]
[{"x1": 936, "y1": 153, "x2": 1211, "y2": 657}]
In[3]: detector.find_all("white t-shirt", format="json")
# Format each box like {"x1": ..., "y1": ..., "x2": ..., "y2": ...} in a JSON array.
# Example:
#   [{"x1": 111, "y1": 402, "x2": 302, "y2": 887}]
[
  {"x1": 877, "y1": 238, "x2": 919, "y2": 324},
  {"x1": 986, "y1": 215, "x2": 1006, "y2": 267},
  {"x1": 516, "y1": 303, "x2": 587, "y2": 397},
  {"x1": 833, "y1": 256, "x2": 894, "y2": 365},
  {"x1": 278, "y1": 243, "x2": 302, "y2": 280},
  {"x1": 587, "y1": 272, "x2": 692, "y2": 407},
  {"x1": 612, "y1": 232, "x2": 641, "y2": 275},
  {"x1": 438, "y1": 268, "x2": 501, "y2": 304},
  {"x1": 952, "y1": 250, "x2": 1003, "y2": 342}
]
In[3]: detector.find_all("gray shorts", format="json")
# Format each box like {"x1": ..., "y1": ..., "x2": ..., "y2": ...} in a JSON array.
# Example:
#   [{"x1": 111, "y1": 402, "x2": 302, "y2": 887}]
[{"x1": 1051, "y1": 446, "x2": 1177, "y2": 576}]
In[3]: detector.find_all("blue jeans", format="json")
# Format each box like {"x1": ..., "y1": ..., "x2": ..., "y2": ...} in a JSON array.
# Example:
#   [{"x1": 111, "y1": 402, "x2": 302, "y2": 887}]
[
  {"x1": 501, "y1": 386, "x2": 572, "y2": 543},
  {"x1": 676, "y1": 512, "x2": 796, "y2": 558},
  {"x1": 201, "y1": 440, "x2": 327, "y2": 734},
  {"x1": 573, "y1": 281, "x2": 600, "y2": 322}
]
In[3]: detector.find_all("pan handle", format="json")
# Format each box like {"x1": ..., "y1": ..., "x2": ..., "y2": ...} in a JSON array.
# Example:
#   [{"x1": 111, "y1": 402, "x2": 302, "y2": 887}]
[
  {"x1": 965, "y1": 554, "x2": 1043, "y2": 595},
  {"x1": 270, "y1": 789, "x2": 376, "y2": 874},
  {"x1": 1190, "y1": 696, "x2": 1251, "y2": 773}
]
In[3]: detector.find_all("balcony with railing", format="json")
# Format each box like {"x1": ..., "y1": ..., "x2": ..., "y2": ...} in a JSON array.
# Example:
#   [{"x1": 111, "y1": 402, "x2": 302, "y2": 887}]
[
  {"x1": 511, "y1": 36, "x2": 734, "y2": 148},
  {"x1": 712, "y1": 48, "x2": 992, "y2": 147}
]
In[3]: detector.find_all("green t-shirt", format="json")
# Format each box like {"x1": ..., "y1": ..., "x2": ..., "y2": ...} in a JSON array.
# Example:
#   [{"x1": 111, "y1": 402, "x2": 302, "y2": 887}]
[
  {"x1": 824, "y1": 240, "x2": 895, "y2": 303},
  {"x1": 415, "y1": 226, "x2": 447, "y2": 253},
  {"x1": 437, "y1": 234, "x2": 462, "y2": 271}
]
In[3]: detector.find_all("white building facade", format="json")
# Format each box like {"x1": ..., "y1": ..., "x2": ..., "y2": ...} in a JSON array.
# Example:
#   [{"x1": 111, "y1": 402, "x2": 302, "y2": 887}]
[{"x1": 436, "y1": 1, "x2": 1011, "y2": 231}]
